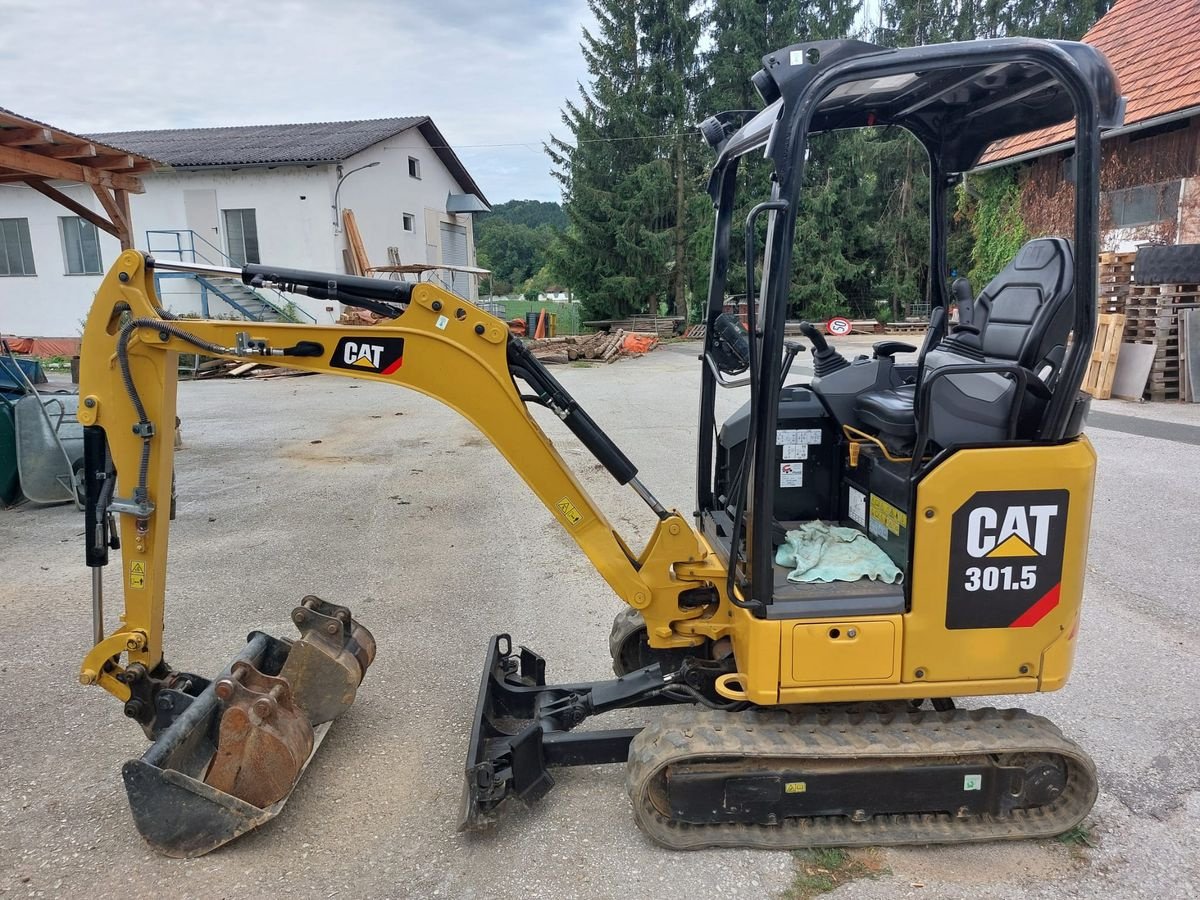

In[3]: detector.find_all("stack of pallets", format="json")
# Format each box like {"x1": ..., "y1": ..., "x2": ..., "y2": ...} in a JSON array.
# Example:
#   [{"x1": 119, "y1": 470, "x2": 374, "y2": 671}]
[
  {"x1": 1122, "y1": 282, "x2": 1200, "y2": 400},
  {"x1": 1097, "y1": 251, "x2": 1137, "y2": 314}
]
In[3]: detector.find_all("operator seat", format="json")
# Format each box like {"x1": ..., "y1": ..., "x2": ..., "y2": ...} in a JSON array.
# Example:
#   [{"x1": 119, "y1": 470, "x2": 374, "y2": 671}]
[{"x1": 855, "y1": 237, "x2": 1074, "y2": 448}]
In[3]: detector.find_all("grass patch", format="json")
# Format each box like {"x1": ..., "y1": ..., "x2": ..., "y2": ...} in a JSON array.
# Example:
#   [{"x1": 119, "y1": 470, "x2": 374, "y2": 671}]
[
  {"x1": 1058, "y1": 822, "x2": 1098, "y2": 861},
  {"x1": 569, "y1": 360, "x2": 594, "y2": 368},
  {"x1": 784, "y1": 847, "x2": 889, "y2": 899}
]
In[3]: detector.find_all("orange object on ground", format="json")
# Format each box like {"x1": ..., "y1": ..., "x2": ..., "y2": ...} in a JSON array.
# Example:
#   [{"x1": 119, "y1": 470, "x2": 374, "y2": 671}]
[
  {"x1": 534, "y1": 309, "x2": 547, "y2": 339},
  {"x1": 622, "y1": 334, "x2": 658, "y2": 354},
  {"x1": 1, "y1": 336, "x2": 81, "y2": 357}
]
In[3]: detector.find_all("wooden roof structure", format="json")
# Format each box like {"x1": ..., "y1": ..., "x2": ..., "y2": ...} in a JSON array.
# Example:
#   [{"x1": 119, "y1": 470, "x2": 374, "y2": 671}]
[{"x1": 0, "y1": 107, "x2": 162, "y2": 249}]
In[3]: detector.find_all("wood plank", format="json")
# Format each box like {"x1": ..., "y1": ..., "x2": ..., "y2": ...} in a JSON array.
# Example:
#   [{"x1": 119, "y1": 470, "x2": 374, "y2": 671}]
[
  {"x1": 38, "y1": 142, "x2": 97, "y2": 159},
  {"x1": 113, "y1": 189, "x2": 133, "y2": 249},
  {"x1": 21, "y1": 179, "x2": 121, "y2": 239},
  {"x1": 342, "y1": 209, "x2": 371, "y2": 274},
  {"x1": 0, "y1": 126, "x2": 53, "y2": 146},
  {"x1": 0, "y1": 142, "x2": 143, "y2": 192},
  {"x1": 90, "y1": 184, "x2": 128, "y2": 236},
  {"x1": 90, "y1": 153, "x2": 135, "y2": 170},
  {"x1": 1082, "y1": 313, "x2": 1125, "y2": 400}
]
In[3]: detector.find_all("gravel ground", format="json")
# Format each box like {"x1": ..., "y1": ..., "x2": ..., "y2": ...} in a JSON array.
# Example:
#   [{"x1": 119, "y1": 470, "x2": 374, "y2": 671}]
[{"x1": 1, "y1": 338, "x2": 1198, "y2": 899}]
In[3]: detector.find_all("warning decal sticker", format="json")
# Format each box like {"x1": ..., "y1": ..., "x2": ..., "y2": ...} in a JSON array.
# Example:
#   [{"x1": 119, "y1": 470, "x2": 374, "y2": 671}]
[
  {"x1": 129, "y1": 559, "x2": 146, "y2": 590},
  {"x1": 556, "y1": 496, "x2": 583, "y2": 527},
  {"x1": 946, "y1": 489, "x2": 1069, "y2": 629}
]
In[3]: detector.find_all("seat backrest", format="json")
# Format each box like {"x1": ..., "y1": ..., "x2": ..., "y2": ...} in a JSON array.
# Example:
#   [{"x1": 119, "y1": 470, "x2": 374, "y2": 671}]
[{"x1": 974, "y1": 237, "x2": 1074, "y2": 370}]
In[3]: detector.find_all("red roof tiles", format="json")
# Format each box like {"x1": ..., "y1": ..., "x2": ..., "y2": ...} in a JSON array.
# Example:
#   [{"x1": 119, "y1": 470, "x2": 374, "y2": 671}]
[{"x1": 980, "y1": 0, "x2": 1200, "y2": 164}]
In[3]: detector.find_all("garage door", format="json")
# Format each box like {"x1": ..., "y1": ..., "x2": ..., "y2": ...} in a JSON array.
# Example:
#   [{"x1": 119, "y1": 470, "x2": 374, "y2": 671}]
[{"x1": 439, "y1": 222, "x2": 470, "y2": 298}]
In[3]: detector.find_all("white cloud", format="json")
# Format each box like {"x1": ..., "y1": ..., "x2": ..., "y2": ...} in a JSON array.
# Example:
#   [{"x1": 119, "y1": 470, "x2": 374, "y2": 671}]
[{"x1": 1, "y1": 0, "x2": 594, "y2": 201}]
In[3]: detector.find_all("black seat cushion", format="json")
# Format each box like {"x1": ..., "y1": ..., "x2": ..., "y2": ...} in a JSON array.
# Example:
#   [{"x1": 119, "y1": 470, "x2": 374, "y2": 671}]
[{"x1": 857, "y1": 384, "x2": 916, "y2": 439}]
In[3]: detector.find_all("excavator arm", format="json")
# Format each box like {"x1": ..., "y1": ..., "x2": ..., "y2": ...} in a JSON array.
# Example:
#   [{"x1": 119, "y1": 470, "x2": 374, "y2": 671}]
[
  {"x1": 76, "y1": 251, "x2": 729, "y2": 854},
  {"x1": 79, "y1": 251, "x2": 719, "y2": 699}
]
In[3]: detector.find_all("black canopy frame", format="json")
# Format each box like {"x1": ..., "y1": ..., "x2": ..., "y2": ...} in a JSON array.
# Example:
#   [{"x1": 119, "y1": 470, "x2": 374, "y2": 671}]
[{"x1": 694, "y1": 37, "x2": 1123, "y2": 613}]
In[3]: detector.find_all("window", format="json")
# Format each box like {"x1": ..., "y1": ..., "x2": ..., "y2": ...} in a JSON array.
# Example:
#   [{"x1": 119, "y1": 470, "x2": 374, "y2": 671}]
[
  {"x1": 60, "y1": 216, "x2": 103, "y2": 275},
  {"x1": 1107, "y1": 181, "x2": 1181, "y2": 229},
  {"x1": 222, "y1": 208, "x2": 260, "y2": 265},
  {"x1": 408, "y1": 156, "x2": 421, "y2": 179},
  {"x1": 402, "y1": 213, "x2": 415, "y2": 233},
  {"x1": 0, "y1": 218, "x2": 36, "y2": 276}
]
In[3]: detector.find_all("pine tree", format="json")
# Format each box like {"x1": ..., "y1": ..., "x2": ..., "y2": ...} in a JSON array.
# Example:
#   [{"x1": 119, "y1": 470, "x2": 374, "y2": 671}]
[{"x1": 548, "y1": 0, "x2": 705, "y2": 320}]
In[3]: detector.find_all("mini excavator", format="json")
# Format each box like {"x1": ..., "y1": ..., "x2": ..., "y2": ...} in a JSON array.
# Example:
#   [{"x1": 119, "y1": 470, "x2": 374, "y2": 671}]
[{"x1": 78, "y1": 37, "x2": 1122, "y2": 857}]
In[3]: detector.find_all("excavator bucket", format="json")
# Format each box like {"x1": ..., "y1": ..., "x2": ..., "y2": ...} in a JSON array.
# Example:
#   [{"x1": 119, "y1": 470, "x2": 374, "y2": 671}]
[{"x1": 122, "y1": 598, "x2": 374, "y2": 858}]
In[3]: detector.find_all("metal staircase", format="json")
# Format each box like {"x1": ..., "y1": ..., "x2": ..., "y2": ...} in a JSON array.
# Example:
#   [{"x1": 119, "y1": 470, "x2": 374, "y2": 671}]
[{"x1": 145, "y1": 230, "x2": 316, "y2": 324}]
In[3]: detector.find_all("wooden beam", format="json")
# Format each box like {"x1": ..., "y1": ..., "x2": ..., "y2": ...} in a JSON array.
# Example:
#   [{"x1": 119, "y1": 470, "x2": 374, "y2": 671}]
[
  {"x1": 91, "y1": 153, "x2": 135, "y2": 170},
  {"x1": 0, "y1": 143, "x2": 143, "y2": 192},
  {"x1": 91, "y1": 183, "x2": 129, "y2": 237},
  {"x1": 22, "y1": 178, "x2": 122, "y2": 239},
  {"x1": 0, "y1": 126, "x2": 53, "y2": 146},
  {"x1": 39, "y1": 142, "x2": 97, "y2": 159},
  {"x1": 114, "y1": 188, "x2": 133, "y2": 250}
]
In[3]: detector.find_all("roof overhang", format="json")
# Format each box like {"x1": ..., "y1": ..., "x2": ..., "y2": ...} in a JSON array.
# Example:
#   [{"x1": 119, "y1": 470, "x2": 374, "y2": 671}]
[
  {"x1": 0, "y1": 107, "x2": 165, "y2": 248},
  {"x1": 973, "y1": 104, "x2": 1199, "y2": 172}
]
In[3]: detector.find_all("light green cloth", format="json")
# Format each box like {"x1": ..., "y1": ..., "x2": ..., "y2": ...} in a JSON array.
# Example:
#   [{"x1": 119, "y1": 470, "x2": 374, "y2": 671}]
[{"x1": 775, "y1": 521, "x2": 903, "y2": 584}]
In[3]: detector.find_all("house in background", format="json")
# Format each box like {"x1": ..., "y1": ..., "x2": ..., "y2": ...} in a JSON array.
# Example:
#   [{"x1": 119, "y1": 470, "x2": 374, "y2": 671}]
[
  {"x1": 0, "y1": 116, "x2": 488, "y2": 336},
  {"x1": 979, "y1": 0, "x2": 1200, "y2": 249}
]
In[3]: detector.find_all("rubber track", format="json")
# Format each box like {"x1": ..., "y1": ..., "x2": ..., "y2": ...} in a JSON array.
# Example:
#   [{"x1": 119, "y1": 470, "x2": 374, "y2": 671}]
[{"x1": 626, "y1": 706, "x2": 1098, "y2": 850}]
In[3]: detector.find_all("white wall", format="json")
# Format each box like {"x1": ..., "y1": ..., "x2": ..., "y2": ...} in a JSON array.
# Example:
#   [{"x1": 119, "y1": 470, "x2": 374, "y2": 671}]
[
  {"x1": 0, "y1": 126, "x2": 483, "y2": 336},
  {"x1": 335, "y1": 128, "x2": 478, "y2": 300},
  {"x1": 0, "y1": 181, "x2": 122, "y2": 336}
]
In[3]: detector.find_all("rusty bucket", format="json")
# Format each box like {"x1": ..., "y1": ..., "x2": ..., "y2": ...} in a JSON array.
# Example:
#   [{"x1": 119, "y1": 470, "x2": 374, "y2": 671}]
[{"x1": 122, "y1": 597, "x2": 375, "y2": 858}]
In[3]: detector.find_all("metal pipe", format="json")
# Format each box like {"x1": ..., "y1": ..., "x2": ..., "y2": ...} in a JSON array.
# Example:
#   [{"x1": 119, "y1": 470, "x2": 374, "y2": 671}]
[
  {"x1": 629, "y1": 476, "x2": 668, "y2": 519},
  {"x1": 92, "y1": 567, "x2": 104, "y2": 645},
  {"x1": 148, "y1": 259, "x2": 242, "y2": 278}
]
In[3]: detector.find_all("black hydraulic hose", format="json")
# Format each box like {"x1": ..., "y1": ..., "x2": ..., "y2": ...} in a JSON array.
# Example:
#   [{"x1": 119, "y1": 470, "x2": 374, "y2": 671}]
[{"x1": 116, "y1": 319, "x2": 230, "y2": 504}]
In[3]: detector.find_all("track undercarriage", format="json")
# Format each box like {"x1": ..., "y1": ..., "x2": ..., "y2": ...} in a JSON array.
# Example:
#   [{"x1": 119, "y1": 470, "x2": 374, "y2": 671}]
[{"x1": 460, "y1": 633, "x2": 1098, "y2": 849}]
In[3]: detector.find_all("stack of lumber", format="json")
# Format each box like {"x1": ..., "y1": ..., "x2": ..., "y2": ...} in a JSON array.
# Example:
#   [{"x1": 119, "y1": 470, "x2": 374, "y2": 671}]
[
  {"x1": 1122, "y1": 282, "x2": 1200, "y2": 400},
  {"x1": 189, "y1": 359, "x2": 315, "y2": 380},
  {"x1": 1097, "y1": 251, "x2": 1137, "y2": 314},
  {"x1": 524, "y1": 330, "x2": 656, "y2": 364},
  {"x1": 338, "y1": 307, "x2": 386, "y2": 326}
]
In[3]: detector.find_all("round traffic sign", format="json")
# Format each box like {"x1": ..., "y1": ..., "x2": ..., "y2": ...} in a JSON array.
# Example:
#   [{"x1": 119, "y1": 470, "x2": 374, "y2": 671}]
[{"x1": 826, "y1": 317, "x2": 852, "y2": 336}]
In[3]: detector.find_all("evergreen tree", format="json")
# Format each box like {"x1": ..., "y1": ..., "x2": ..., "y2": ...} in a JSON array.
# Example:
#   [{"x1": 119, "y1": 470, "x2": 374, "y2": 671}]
[{"x1": 548, "y1": 0, "x2": 705, "y2": 320}]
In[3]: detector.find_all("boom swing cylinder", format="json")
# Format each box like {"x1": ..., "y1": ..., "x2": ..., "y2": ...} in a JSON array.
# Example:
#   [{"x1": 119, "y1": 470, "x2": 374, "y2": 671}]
[{"x1": 78, "y1": 33, "x2": 1120, "y2": 856}]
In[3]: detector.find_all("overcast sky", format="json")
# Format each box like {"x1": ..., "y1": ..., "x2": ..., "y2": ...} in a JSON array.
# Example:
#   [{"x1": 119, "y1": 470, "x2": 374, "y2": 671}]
[
  {"x1": 3, "y1": 1, "x2": 881, "y2": 205},
  {"x1": 2, "y1": 0, "x2": 596, "y2": 203}
]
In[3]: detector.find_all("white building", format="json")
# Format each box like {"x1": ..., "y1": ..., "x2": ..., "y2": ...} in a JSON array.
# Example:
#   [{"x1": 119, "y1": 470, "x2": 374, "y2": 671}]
[{"x1": 0, "y1": 117, "x2": 489, "y2": 335}]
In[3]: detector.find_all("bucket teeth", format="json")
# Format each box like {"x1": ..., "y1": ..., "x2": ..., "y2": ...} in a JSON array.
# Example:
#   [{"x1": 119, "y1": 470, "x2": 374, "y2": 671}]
[
  {"x1": 278, "y1": 595, "x2": 377, "y2": 725},
  {"x1": 204, "y1": 660, "x2": 315, "y2": 809}
]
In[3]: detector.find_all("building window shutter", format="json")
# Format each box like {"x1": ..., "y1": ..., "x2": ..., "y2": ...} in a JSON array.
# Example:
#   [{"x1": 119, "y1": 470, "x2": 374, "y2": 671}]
[
  {"x1": 222, "y1": 208, "x2": 261, "y2": 265},
  {"x1": 0, "y1": 218, "x2": 36, "y2": 276},
  {"x1": 60, "y1": 216, "x2": 103, "y2": 275}
]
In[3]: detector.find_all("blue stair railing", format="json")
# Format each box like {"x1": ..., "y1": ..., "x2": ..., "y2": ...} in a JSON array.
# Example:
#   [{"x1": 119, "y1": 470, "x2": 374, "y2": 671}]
[{"x1": 144, "y1": 229, "x2": 317, "y2": 323}]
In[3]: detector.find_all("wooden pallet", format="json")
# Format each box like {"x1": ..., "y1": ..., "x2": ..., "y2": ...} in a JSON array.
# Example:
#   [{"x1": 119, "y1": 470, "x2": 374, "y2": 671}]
[
  {"x1": 1083, "y1": 313, "x2": 1125, "y2": 400},
  {"x1": 682, "y1": 323, "x2": 707, "y2": 339}
]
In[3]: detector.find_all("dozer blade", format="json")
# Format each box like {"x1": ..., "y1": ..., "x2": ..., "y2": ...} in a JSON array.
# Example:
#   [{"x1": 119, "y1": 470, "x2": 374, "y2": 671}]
[{"x1": 123, "y1": 598, "x2": 375, "y2": 858}]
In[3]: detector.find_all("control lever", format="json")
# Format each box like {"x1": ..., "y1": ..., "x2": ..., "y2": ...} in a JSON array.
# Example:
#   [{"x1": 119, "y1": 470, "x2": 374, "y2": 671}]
[{"x1": 797, "y1": 321, "x2": 850, "y2": 378}]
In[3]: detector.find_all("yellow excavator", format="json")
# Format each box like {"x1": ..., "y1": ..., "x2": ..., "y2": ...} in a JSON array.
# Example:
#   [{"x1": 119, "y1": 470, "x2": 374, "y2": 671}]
[{"x1": 78, "y1": 36, "x2": 1122, "y2": 857}]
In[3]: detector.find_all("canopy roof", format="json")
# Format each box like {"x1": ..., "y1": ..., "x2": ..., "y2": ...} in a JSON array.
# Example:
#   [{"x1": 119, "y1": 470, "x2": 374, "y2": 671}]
[
  {"x1": 712, "y1": 38, "x2": 1123, "y2": 176},
  {"x1": 0, "y1": 107, "x2": 163, "y2": 249}
]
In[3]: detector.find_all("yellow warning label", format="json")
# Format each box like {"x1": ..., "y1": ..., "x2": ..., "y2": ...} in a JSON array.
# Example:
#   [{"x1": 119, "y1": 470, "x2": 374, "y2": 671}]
[
  {"x1": 130, "y1": 560, "x2": 146, "y2": 589},
  {"x1": 870, "y1": 495, "x2": 908, "y2": 536},
  {"x1": 785, "y1": 782, "x2": 807, "y2": 794},
  {"x1": 555, "y1": 496, "x2": 583, "y2": 527}
]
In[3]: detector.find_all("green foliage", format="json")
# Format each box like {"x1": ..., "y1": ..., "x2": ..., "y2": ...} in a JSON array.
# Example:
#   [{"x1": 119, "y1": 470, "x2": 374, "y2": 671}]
[
  {"x1": 475, "y1": 200, "x2": 566, "y2": 295},
  {"x1": 963, "y1": 170, "x2": 1028, "y2": 288}
]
